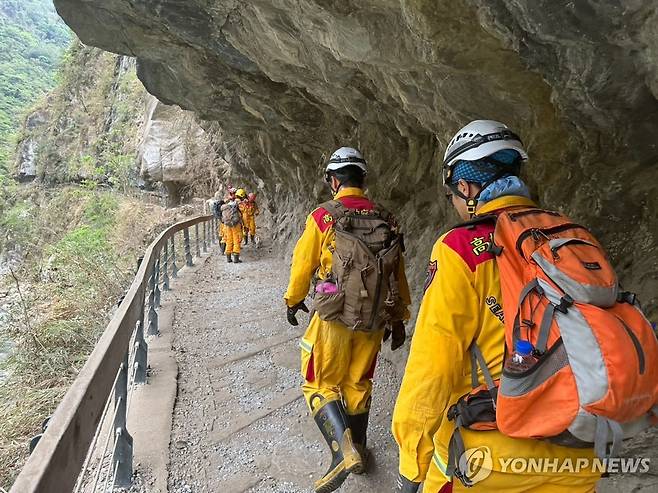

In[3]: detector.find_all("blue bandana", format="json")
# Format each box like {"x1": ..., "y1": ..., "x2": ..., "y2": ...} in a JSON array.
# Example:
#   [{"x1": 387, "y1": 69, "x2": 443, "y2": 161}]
[
  {"x1": 450, "y1": 149, "x2": 520, "y2": 184},
  {"x1": 450, "y1": 149, "x2": 530, "y2": 203}
]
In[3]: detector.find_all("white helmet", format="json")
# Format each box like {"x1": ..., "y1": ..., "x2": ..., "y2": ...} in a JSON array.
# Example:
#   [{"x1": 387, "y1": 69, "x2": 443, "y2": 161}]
[
  {"x1": 325, "y1": 147, "x2": 367, "y2": 174},
  {"x1": 442, "y1": 120, "x2": 527, "y2": 185}
]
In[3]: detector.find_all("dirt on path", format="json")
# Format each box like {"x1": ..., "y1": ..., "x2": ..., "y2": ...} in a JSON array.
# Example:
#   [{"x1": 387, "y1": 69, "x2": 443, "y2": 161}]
[{"x1": 165, "y1": 242, "x2": 402, "y2": 493}]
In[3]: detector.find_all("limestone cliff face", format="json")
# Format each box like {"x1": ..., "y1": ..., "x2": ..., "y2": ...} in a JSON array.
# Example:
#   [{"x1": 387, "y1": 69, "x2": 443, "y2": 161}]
[
  {"x1": 139, "y1": 96, "x2": 209, "y2": 203},
  {"x1": 52, "y1": 0, "x2": 658, "y2": 315},
  {"x1": 15, "y1": 111, "x2": 47, "y2": 182}
]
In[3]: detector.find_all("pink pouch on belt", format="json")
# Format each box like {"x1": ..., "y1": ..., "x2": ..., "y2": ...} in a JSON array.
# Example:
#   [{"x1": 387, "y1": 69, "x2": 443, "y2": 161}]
[{"x1": 315, "y1": 281, "x2": 338, "y2": 294}]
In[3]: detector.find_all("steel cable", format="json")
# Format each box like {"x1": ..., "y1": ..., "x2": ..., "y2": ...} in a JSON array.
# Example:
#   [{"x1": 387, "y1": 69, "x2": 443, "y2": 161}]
[{"x1": 73, "y1": 366, "x2": 122, "y2": 493}]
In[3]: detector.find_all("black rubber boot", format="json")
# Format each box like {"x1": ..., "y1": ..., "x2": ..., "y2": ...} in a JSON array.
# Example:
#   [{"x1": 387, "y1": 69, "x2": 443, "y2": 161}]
[
  {"x1": 347, "y1": 411, "x2": 370, "y2": 474},
  {"x1": 233, "y1": 254, "x2": 242, "y2": 263},
  {"x1": 311, "y1": 398, "x2": 362, "y2": 493},
  {"x1": 226, "y1": 254, "x2": 232, "y2": 263},
  {"x1": 396, "y1": 474, "x2": 421, "y2": 492}
]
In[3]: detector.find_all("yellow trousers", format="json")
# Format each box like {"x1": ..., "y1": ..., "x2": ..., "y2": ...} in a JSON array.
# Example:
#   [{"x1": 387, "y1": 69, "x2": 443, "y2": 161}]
[
  {"x1": 224, "y1": 224, "x2": 242, "y2": 254},
  {"x1": 218, "y1": 224, "x2": 225, "y2": 242},
  {"x1": 243, "y1": 215, "x2": 256, "y2": 236},
  {"x1": 422, "y1": 461, "x2": 599, "y2": 493},
  {"x1": 300, "y1": 313, "x2": 384, "y2": 415}
]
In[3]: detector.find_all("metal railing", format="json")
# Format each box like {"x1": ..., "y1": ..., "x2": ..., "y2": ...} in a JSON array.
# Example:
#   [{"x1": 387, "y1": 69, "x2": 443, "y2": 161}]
[{"x1": 10, "y1": 214, "x2": 220, "y2": 493}]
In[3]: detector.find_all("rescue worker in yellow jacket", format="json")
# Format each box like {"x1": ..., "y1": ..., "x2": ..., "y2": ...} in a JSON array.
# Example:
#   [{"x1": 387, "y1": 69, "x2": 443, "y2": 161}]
[
  {"x1": 285, "y1": 147, "x2": 412, "y2": 493},
  {"x1": 208, "y1": 191, "x2": 226, "y2": 254},
  {"x1": 393, "y1": 121, "x2": 600, "y2": 493},
  {"x1": 221, "y1": 190, "x2": 243, "y2": 263},
  {"x1": 235, "y1": 188, "x2": 250, "y2": 245},
  {"x1": 240, "y1": 192, "x2": 259, "y2": 244}
]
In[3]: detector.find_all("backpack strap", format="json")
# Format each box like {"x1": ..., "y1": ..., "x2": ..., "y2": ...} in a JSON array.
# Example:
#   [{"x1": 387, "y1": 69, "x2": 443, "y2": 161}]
[
  {"x1": 319, "y1": 200, "x2": 349, "y2": 222},
  {"x1": 451, "y1": 213, "x2": 497, "y2": 231},
  {"x1": 447, "y1": 342, "x2": 498, "y2": 486},
  {"x1": 470, "y1": 342, "x2": 497, "y2": 401},
  {"x1": 594, "y1": 416, "x2": 623, "y2": 459},
  {"x1": 511, "y1": 279, "x2": 543, "y2": 346}
]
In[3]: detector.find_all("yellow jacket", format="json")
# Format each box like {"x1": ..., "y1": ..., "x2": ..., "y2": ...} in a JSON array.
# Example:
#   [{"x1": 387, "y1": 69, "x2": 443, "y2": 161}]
[
  {"x1": 239, "y1": 200, "x2": 259, "y2": 218},
  {"x1": 392, "y1": 195, "x2": 598, "y2": 483},
  {"x1": 284, "y1": 187, "x2": 411, "y2": 317}
]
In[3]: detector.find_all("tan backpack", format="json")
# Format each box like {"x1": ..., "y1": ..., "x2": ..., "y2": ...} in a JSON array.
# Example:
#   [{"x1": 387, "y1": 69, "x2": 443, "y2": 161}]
[
  {"x1": 221, "y1": 201, "x2": 242, "y2": 227},
  {"x1": 312, "y1": 200, "x2": 405, "y2": 331}
]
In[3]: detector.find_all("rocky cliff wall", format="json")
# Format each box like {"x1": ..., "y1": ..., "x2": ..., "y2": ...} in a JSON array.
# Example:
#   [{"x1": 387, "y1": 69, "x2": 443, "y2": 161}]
[{"x1": 51, "y1": 0, "x2": 658, "y2": 316}]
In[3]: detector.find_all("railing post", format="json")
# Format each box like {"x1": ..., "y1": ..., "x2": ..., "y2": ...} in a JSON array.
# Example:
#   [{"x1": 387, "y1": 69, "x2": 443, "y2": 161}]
[
  {"x1": 195, "y1": 223, "x2": 201, "y2": 258},
  {"x1": 154, "y1": 250, "x2": 161, "y2": 307},
  {"x1": 184, "y1": 228, "x2": 193, "y2": 267},
  {"x1": 133, "y1": 275, "x2": 148, "y2": 383},
  {"x1": 147, "y1": 265, "x2": 159, "y2": 336},
  {"x1": 171, "y1": 234, "x2": 179, "y2": 278},
  {"x1": 162, "y1": 240, "x2": 170, "y2": 291},
  {"x1": 112, "y1": 350, "x2": 133, "y2": 488},
  {"x1": 202, "y1": 219, "x2": 208, "y2": 253},
  {"x1": 133, "y1": 317, "x2": 148, "y2": 384}
]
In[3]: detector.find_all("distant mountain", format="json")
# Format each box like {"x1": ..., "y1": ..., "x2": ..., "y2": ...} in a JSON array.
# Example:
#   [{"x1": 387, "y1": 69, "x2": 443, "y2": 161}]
[{"x1": 0, "y1": 0, "x2": 71, "y2": 171}]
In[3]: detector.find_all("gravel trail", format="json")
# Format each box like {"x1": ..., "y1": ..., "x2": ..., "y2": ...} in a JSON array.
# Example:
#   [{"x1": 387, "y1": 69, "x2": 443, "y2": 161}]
[
  {"x1": 166, "y1": 242, "x2": 401, "y2": 493},
  {"x1": 158, "y1": 238, "x2": 656, "y2": 493}
]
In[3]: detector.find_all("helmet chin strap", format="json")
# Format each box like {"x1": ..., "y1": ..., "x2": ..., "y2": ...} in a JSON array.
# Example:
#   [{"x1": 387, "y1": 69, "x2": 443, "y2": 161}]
[
  {"x1": 327, "y1": 176, "x2": 342, "y2": 196},
  {"x1": 449, "y1": 161, "x2": 516, "y2": 218},
  {"x1": 448, "y1": 183, "x2": 478, "y2": 217}
]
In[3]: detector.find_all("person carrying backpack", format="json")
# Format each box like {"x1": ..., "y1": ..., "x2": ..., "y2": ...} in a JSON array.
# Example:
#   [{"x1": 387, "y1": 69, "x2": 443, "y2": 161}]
[
  {"x1": 392, "y1": 120, "x2": 658, "y2": 493},
  {"x1": 212, "y1": 197, "x2": 227, "y2": 254},
  {"x1": 285, "y1": 147, "x2": 412, "y2": 493},
  {"x1": 221, "y1": 198, "x2": 244, "y2": 263},
  {"x1": 240, "y1": 192, "x2": 259, "y2": 244}
]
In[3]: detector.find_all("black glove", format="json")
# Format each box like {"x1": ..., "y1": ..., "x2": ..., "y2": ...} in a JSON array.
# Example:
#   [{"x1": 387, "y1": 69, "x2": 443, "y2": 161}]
[
  {"x1": 286, "y1": 301, "x2": 309, "y2": 326},
  {"x1": 384, "y1": 320, "x2": 406, "y2": 351},
  {"x1": 396, "y1": 474, "x2": 421, "y2": 492}
]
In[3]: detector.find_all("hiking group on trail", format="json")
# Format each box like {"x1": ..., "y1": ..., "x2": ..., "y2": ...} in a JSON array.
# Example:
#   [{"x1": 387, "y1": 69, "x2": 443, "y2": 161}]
[
  {"x1": 283, "y1": 122, "x2": 658, "y2": 493},
  {"x1": 210, "y1": 186, "x2": 261, "y2": 264}
]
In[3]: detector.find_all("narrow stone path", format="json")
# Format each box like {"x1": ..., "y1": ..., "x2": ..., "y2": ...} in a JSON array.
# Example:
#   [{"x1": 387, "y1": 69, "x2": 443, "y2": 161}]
[
  {"x1": 157, "y1": 238, "x2": 652, "y2": 493},
  {"x1": 165, "y1": 242, "x2": 402, "y2": 493}
]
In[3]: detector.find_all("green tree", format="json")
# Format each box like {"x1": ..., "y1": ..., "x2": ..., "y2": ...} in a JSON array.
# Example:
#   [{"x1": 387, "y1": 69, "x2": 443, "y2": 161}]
[{"x1": 0, "y1": 0, "x2": 71, "y2": 174}]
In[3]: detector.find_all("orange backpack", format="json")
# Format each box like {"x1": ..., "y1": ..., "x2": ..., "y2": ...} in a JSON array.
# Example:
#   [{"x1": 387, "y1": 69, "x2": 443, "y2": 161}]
[{"x1": 447, "y1": 207, "x2": 658, "y2": 485}]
